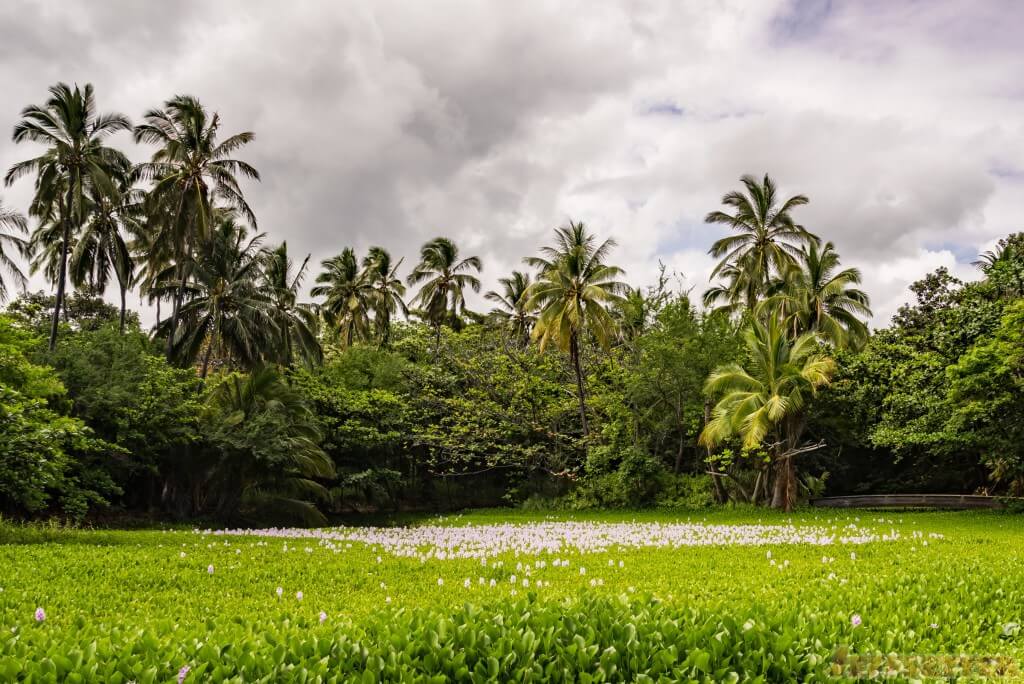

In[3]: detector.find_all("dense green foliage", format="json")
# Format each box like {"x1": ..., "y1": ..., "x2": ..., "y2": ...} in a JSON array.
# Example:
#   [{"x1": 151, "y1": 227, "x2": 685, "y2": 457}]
[
  {"x1": 1, "y1": 81, "x2": 1022, "y2": 523},
  {"x1": 1, "y1": 510, "x2": 1022, "y2": 681}
]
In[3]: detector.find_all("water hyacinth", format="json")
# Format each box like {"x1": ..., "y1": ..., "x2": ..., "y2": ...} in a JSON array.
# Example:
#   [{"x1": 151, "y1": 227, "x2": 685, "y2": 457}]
[
  {"x1": 296, "y1": 591, "x2": 303, "y2": 601},
  {"x1": 319, "y1": 611, "x2": 327, "y2": 624},
  {"x1": 851, "y1": 614, "x2": 862, "y2": 627},
  {"x1": 34, "y1": 607, "x2": 45, "y2": 623},
  {"x1": 177, "y1": 665, "x2": 190, "y2": 683},
  {"x1": 207, "y1": 565, "x2": 214, "y2": 574},
  {"x1": 204, "y1": 520, "x2": 896, "y2": 561},
  {"x1": 276, "y1": 587, "x2": 283, "y2": 598}
]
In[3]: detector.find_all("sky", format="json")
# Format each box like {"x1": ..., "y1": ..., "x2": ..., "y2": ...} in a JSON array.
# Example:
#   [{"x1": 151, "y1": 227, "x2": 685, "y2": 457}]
[{"x1": 1, "y1": 0, "x2": 1022, "y2": 327}]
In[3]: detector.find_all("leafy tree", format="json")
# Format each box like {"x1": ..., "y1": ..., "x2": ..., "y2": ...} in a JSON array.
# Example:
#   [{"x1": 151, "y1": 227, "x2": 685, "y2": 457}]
[
  {"x1": 134, "y1": 95, "x2": 259, "y2": 358},
  {"x1": 0, "y1": 197, "x2": 28, "y2": 302},
  {"x1": 524, "y1": 221, "x2": 626, "y2": 438},
  {"x1": 262, "y1": 241, "x2": 321, "y2": 367},
  {"x1": 485, "y1": 270, "x2": 535, "y2": 348},
  {"x1": 946, "y1": 300, "x2": 1024, "y2": 494},
  {"x1": 0, "y1": 315, "x2": 120, "y2": 519},
  {"x1": 5, "y1": 82, "x2": 132, "y2": 350},
  {"x1": 700, "y1": 313, "x2": 835, "y2": 511},
  {"x1": 704, "y1": 174, "x2": 817, "y2": 313},
  {"x1": 312, "y1": 247, "x2": 373, "y2": 347},
  {"x1": 407, "y1": 237, "x2": 482, "y2": 345},
  {"x1": 362, "y1": 246, "x2": 408, "y2": 347}
]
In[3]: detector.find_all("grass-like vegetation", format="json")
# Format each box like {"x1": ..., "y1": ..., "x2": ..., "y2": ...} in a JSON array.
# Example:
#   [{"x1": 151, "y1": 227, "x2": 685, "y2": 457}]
[{"x1": 2, "y1": 509, "x2": 1022, "y2": 681}]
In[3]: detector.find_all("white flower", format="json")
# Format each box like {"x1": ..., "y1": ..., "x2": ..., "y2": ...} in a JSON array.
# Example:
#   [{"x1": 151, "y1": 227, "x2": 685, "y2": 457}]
[
  {"x1": 437, "y1": 578, "x2": 444, "y2": 586},
  {"x1": 296, "y1": 591, "x2": 303, "y2": 601}
]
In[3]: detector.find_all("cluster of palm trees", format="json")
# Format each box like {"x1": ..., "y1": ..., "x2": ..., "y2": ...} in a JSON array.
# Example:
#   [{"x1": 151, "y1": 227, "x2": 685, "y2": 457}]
[
  {"x1": 698, "y1": 174, "x2": 872, "y2": 511},
  {"x1": 0, "y1": 83, "x2": 876, "y2": 502}
]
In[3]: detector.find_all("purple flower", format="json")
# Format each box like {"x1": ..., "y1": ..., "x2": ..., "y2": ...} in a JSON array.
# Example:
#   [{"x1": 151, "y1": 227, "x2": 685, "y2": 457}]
[
  {"x1": 319, "y1": 611, "x2": 327, "y2": 624},
  {"x1": 34, "y1": 607, "x2": 45, "y2": 623},
  {"x1": 295, "y1": 591, "x2": 303, "y2": 601},
  {"x1": 851, "y1": 614, "x2": 862, "y2": 628},
  {"x1": 177, "y1": 665, "x2": 191, "y2": 683},
  {"x1": 207, "y1": 565, "x2": 214, "y2": 575}
]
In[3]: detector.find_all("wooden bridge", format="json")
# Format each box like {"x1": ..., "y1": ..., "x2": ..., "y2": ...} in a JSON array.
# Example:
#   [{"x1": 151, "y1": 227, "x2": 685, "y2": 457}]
[{"x1": 810, "y1": 494, "x2": 1010, "y2": 510}]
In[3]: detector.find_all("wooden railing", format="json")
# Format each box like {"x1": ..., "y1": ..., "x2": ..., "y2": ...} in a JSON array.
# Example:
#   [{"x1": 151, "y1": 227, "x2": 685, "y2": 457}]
[{"x1": 810, "y1": 494, "x2": 1009, "y2": 509}]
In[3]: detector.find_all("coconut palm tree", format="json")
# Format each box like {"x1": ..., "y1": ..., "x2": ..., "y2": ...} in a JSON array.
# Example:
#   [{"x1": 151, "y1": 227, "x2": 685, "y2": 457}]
[
  {"x1": 699, "y1": 312, "x2": 835, "y2": 511},
  {"x1": 69, "y1": 156, "x2": 142, "y2": 332},
  {"x1": 312, "y1": 247, "x2": 373, "y2": 347},
  {"x1": 407, "y1": 237, "x2": 482, "y2": 347},
  {"x1": 485, "y1": 270, "x2": 535, "y2": 347},
  {"x1": 134, "y1": 95, "x2": 259, "y2": 358},
  {"x1": 5, "y1": 82, "x2": 132, "y2": 349},
  {"x1": 0, "y1": 198, "x2": 28, "y2": 302},
  {"x1": 261, "y1": 241, "x2": 321, "y2": 367},
  {"x1": 763, "y1": 241, "x2": 872, "y2": 349},
  {"x1": 524, "y1": 221, "x2": 627, "y2": 438},
  {"x1": 203, "y1": 364, "x2": 335, "y2": 523},
  {"x1": 154, "y1": 213, "x2": 274, "y2": 378},
  {"x1": 362, "y1": 246, "x2": 408, "y2": 347},
  {"x1": 704, "y1": 174, "x2": 817, "y2": 312}
]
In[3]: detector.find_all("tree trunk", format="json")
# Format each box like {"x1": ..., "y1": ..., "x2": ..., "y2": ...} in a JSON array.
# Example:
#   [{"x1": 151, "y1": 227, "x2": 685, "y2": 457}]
[
  {"x1": 770, "y1": 455, "x2": 796, "y2": 512},
  {"x1": 570, "y1": 332, "x2": 588, "y2": 438},
  {"x1": 119, "y1": 282, "x2": 127, "y2": 334},
  {"x1": 166, "y1": 276, "x2": 184, "y2": 360},
  {"x1": 200, "y1": 334, "x2": 214, "y2": 379},
  {"x1": 48, "y1": 222, "x2": 71, "y2": 352}
]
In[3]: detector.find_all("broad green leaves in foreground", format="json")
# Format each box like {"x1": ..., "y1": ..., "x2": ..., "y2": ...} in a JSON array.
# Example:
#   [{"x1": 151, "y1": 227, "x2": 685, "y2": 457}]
[{"x1": 2, "y1": 510, "x2": 1023, "y2": 681}]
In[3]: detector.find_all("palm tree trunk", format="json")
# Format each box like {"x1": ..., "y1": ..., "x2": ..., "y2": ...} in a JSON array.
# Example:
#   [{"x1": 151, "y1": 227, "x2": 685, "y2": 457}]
[
  {"x1": 119, "y1": 282, "x2": 127, "y2": 334},
  {"x1": 155, "y1": 297, "x2": 161, "y2": 330},
  {"x1": 570, "y1": 332, "x2": 589, "y2": 438},
  {"x1": 49, "y1": 191, "x2": 75, "y2": 352},
  {"x1": 200, "y1": 335, "x2": 214, "y2": 379}
]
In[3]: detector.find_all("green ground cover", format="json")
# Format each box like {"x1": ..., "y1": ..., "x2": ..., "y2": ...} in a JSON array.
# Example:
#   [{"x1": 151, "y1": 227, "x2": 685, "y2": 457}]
[{"x1": 1, "y1": 509, "x2": 1022, "y2": 682}]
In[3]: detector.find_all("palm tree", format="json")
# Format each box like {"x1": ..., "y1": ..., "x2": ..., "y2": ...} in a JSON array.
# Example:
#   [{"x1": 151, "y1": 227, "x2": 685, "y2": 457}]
[
  {"x1": 134, "y1": 95, "x2": 259, "y2": 358},
  {"x1": 704, "y1": 174, "x2": 817, "y2": 312},
  {"x1": 203, "y1": 364, "x2": 335, "y2": 523},
  {"x1": 485, "y1": 270, "x2": 535, "y2": 347},
  {"x1": 5, "y1": 82, "x2": 132, "y2": 350},
  {"x1": 524, "y1": 221, "x2": 627, "y2": 438},
  {"x1": 699, "y1": 313, "x2": 835, "y2": 511},
  {"x1": 362, "y1": 246, "x2": 408, "y2": 347},
  {"x1": 0, "y1": 198, "x2": 28, "y2": 302},
  {"x1": 311, "y1": 247, "x2": 373, "y2": 347},
  {"x1": 154, "y1": 213, "x2": 274, "y2": 378},
  {"x1": 69, "y1": 156, "x2": 141, "y2": 332},
  {"x1": 262, "y1": 241, "x2": 321, "y2": 367},
  {"x1": 407, "y1": 237, "x2": 482, "y2": 347},
  {"x1": 763, "y1": 241, "x2": 872, "y2": 349}
]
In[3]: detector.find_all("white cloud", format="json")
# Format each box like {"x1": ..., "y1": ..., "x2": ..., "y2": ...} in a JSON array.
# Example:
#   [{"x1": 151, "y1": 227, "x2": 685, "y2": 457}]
[{"x1": 1, "y1": 0, "x2": 1022, "y2": 325}]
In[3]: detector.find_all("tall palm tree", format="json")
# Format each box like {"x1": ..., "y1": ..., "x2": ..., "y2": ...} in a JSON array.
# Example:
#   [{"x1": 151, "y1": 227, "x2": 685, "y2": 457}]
[
  {"x1": 312, "y1": 247, "x2": 373, "y2": 348},
  {"x1": 134, "y1": 95, "x2": 259, "y2": 358},
  {"x1": 0, "y1": 198, "x2": 28, "y2": 302},
  {"x1": 524, "y1": 221, "x2": 627, "y2": 438},
  {"x1": 262, "y1": 241, "x2": 321, "y2": 367},
  {"x1": 69, "y1": 156, "x2": 141, "y2": 332},
  {"x1": 699, "y1": 313, "x2": 835, "y2": 511},
  {"x1": 763, "y1": 241, "x2": 872, "y2": 349},
  {"x1": 704, "y1": 174, "x2": 817, "y2": 312},
  {"x1": 154, "y1": 213, "x2": 274, "y2": 378},
  {"x1": 362, "y1": 246, "x2": 408, "y2": 347},
  {"x1": 5, "y1": 82, "x2": 132, "y2": 349},
  {"x1": 407, "y1": 237, "x2": 482, "y2": 347},
  {"x1": 485, "y1": 270, "x2": 535, "y2": 347}
]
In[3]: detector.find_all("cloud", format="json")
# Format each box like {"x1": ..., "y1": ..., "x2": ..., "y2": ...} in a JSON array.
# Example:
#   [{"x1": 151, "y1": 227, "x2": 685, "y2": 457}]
[{"x1": 0, "y1": 0, "x2": 1021, "y2": 326}]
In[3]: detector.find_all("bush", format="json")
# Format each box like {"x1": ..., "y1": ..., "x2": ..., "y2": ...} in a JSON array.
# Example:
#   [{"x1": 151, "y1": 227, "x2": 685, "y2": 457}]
[{"x1": 654, "y1": 473, "x2": 716, "y2": 509}]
